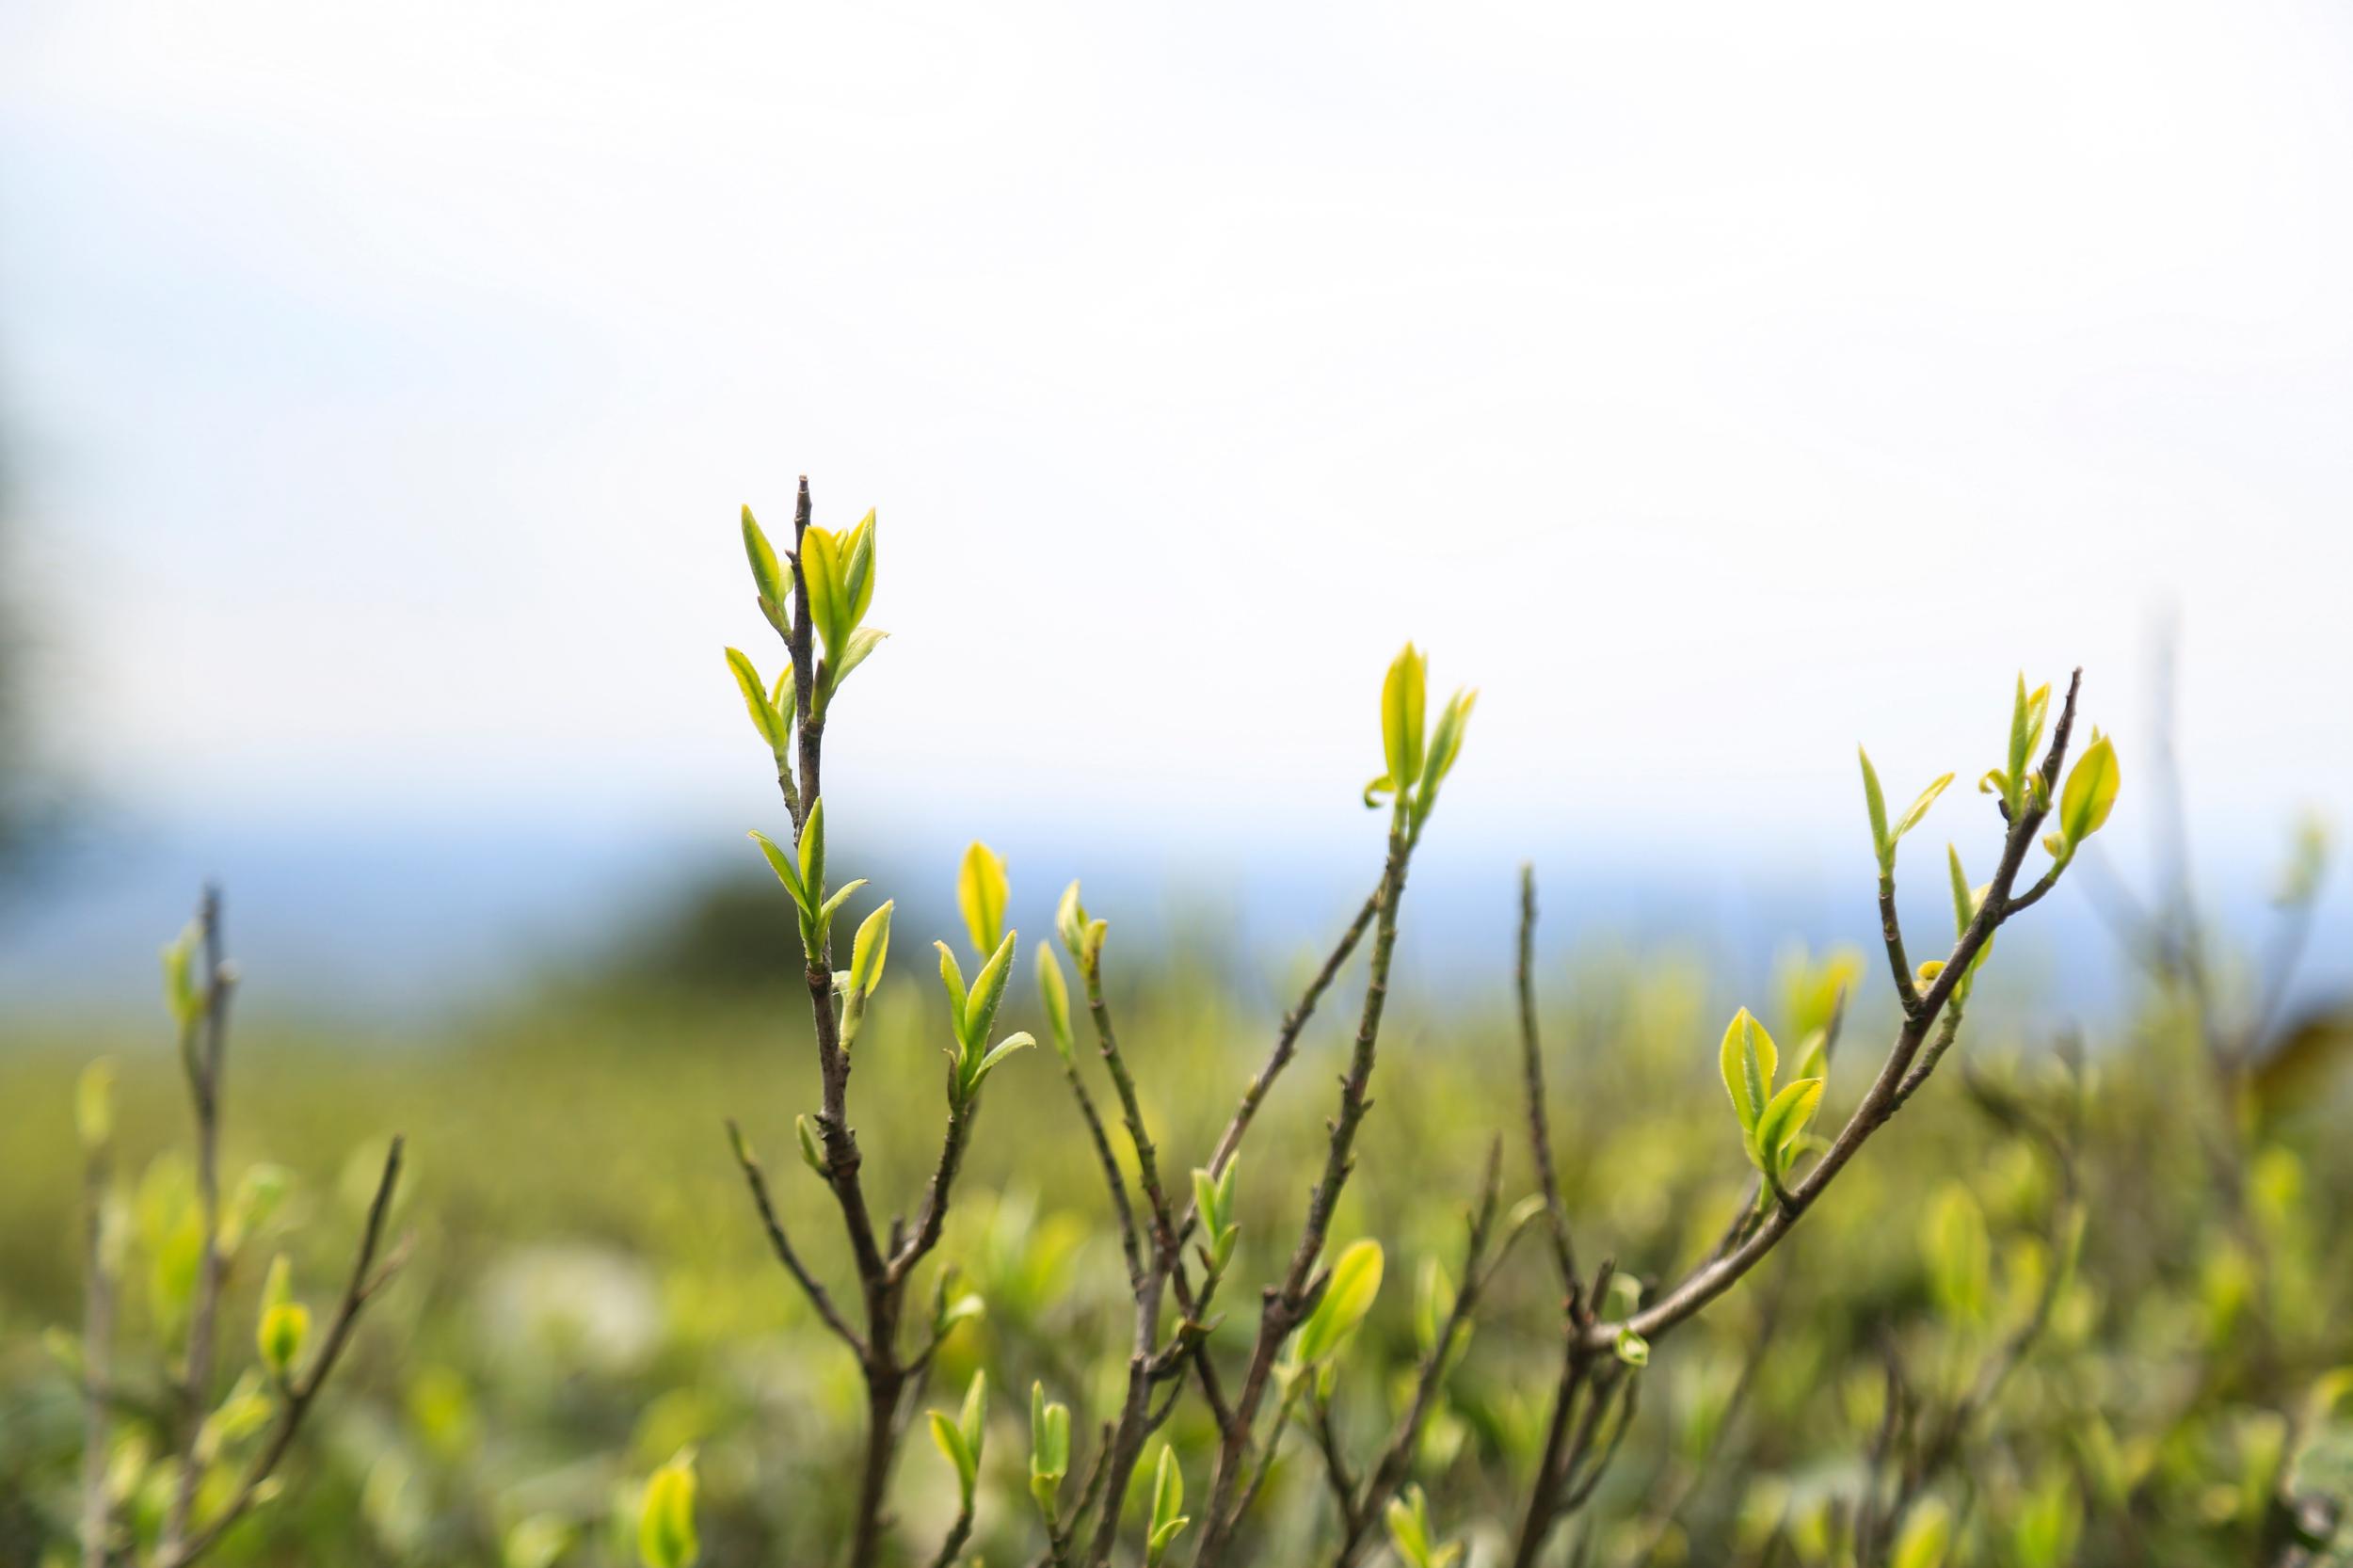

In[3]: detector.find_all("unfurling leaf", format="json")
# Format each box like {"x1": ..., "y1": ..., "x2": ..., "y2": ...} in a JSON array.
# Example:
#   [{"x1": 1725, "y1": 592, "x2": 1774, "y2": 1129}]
[
  {"x1": 1752, "y1": 1078, "x2": 1825, "y2": 1178},
  {"x1": 957, "y1": 841, "x2": 1010, "y2": 956},
  {"x1": 848, "y1": 901, "x2": 894, "y2": 998},
  {"x1": 1615, "y1": 1326, "x2": 1651, "y2": 1368},
  {"x1": 795, "y1": 1114, "x2": 828, "y2": 1177},
  {"x1": 958, "y1": 1369, "x2": 988, "y2": 1468},
  {"x1": 2003, "y1": 676, "x2": 2051, "y2": 815},
  {"x1": 1056, "y1": 881, "x2": 1094, "y2": 967},
  {"x1": 1146, "y1": 1444, "x2": 1189, "y2": 1566},
  {"x1": 1385, "y1": 1485, "x2": 1463, "y2": 1568},
  {"x1": 1717, "y1": 1009, "x2": 1778, "y2": 1134},
  {"x1": 1859, "y1": 747, "x2": 1892, "y2": 870},
  {"x1": 936, "y1": 942, "x2": 970, "y2": 1045},
  {"x1": 1296, "y1": 1239, "x2": 1384, "y2": 1366},
  {"x1": 928, "y1": 1411, "x2": 978, "y2": 1505},
  {"x1": 1036, "y1": 942, "x2": 1074, "y2": 1062},
  {"x1": 1031, "y1": 1382, "x2": 1071, "y2": 1516},
  {"x1": 802, "y1": 525, "x2": 851, "y2": 663},
  {"x1": 1411, "y1": 688, "x2": 1478, "y2": 828},
  {"x1": 962, "y1": 930, "x2": 1019, "y2": 1050},
  {"x1": 2058, "y1": 732, "x2": 2120, "y2": 848},
  {"x1": 1380, "y1": 644, "x2": 1427, "y2": 802},
  {"x1": 162, "y1": 923, "x2": 204, "y2": 1032},
  {"x1": 1193, "y1": 1167, "x2": 1225, "y2": 1240},
  {"x1": 638, "y1": 1451, "x2": 699, "y2": 1568}
]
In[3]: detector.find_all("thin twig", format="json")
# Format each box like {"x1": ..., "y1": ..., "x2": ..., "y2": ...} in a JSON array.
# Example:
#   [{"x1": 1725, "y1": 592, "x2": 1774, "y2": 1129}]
[
  {"x1": 727, "y1": 1121, "x2": 867, "y2": 1358},
  {"x1": 1518, "y1": 868, "x2": 1578, "y2": 1288}
]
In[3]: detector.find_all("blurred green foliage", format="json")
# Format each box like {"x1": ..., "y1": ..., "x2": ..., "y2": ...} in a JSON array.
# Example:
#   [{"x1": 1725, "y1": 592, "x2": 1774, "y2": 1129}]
[{"x1": 3, "y1": 926, "x2": 2350, "y2": 1565}]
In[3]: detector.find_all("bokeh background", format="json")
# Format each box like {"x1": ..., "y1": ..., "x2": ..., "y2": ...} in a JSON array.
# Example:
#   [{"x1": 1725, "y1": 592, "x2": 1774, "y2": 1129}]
[
  {"x1": 3, "y1": 4, "x2": 2352, "y2": 1567},
  {"x1": 3, "y1": 0, "x2": 2351, "y2": 1014}
]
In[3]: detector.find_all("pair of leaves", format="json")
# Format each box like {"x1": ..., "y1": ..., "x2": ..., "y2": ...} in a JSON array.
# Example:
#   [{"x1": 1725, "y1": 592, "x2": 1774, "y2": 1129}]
[
  {"x1": 1056, "y1": 880, "x2": 1110, "y2": 974},
  {"x1": 1858, "y1": 748, "x2": 1953, "y2": 876},
  {"x1": 1030, "y1": 1382, "x2": 1071, "y2": 1519},
  {"x1": 638, "y1": 1452, "x2": 699, "y2": 1568},
  {"x1": 1979, "y1": 674, "x2": 2054, "y2": 814},
  {"x1": 740, "y1": 504, "x2": 888, "y2": 695},
  {"x1": 750, "y1": 800, "x2": 867, "y2": 957},
  {"x1": 1384, "y1": 1485, "x2": 1464, "y2": 1568},
  {"x1": 1364, "y1": 643, "x2": 1479, "y2": 828},
  {"x1": 937, "y1": 930, "x2": 1032, "y2": 1104},
  {"x1": 1145, "y1": 1445, "x2": 1189, "y2": 1566},
  {"x1": 1717, "y1": 1009, "x2": 1825, "y2": 1187},
  {"x1": 1191, "y1": 1160, "x2": 1241, "y2": 1277},
  {"x1": 801, "y1": 510, "x2": 878, "y2": 666},
  {"x1": 927, "y1": 1371, "x2": 988, "y2": 1507},
  {"x1": 1295, "y1": 1239, "x2": 1384, "y2": 1367}
]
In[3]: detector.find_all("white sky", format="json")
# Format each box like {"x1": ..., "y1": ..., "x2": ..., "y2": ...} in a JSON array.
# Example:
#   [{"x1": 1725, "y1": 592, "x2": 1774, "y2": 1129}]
[{"x1": 4, "y1": 0, "x2": 2350, "y2": 876}]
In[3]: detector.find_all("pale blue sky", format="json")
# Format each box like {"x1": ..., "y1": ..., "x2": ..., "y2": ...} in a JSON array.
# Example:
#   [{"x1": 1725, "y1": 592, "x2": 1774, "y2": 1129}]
[{"x1": 3, "y1": 0, "x2": 2349, "y2": 1004}]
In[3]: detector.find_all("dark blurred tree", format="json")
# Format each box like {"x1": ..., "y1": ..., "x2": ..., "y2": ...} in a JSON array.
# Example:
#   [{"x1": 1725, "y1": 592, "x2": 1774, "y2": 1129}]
[{"x1": 0, "y1": 408, "x2": 66, "y2": 903}]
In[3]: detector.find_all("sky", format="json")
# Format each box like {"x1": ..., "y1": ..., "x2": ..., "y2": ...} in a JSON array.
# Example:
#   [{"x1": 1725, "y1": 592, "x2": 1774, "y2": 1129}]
[{"x1": 2, "y1": 0, "x2": 2349, "y2": 1007}]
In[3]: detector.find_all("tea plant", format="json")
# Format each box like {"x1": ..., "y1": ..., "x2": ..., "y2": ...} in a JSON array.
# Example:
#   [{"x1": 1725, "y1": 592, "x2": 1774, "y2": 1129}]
[
  {"x1": 58, "y1": 888, "x2": 408, "y2": 1567},
  {"x1": 1021, "y1": 641, "x2": 1481, "y2": 1568},
  {"x1": 660, "y1": 481, "x2": 2153, "y2": 1568},
  {"x1": 705, "y1": 481, "x2": 1030, "y2": 1568},
  {"x1": 1491, "y1": 674, "x2": 2115, "y2": 1567}
]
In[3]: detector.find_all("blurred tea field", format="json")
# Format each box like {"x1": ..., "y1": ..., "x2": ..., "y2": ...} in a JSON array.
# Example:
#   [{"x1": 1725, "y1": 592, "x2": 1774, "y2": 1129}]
[{"x1": 5, "y1": 902, "x2": 2351, "y2": 1568}]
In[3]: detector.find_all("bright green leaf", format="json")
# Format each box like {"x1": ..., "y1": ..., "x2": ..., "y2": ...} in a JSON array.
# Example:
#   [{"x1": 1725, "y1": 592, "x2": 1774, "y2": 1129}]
[{"x1": 1296, "y1": 1239, "x2": 1384, "y2": 1366}]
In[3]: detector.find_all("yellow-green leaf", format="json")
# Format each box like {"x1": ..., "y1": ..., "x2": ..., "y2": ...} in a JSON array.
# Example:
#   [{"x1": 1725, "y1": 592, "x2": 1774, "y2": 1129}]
[
  {"x1": 2059, "y1": 732, "x2": 2120, "y2": 846},
  {"x1": 1380, "y1": 644, "x2": 1426, "y2": 797},
  {"x1": 957, "y1": 841, "x2": 1009, "y2": 956},
  {"x1": 1859, "y1": 747, "x2": 1891, "y2": 867},
  {"x1": 1035, "y1": 942, "x2": 1074, "y2": 1062},
  {"x1": 724, "y1": 648, "x2": 788, "y2": 751},
  {"x1": 848, "y1": 901, "x2": 894, "y2": 998},
  {"x1": 1296, "y1": 1239, "x2": 1384, "y2": 1365},
  {"x1": 1753, "y1": 1077, "x2": 1824, "y2": 1172},
  {"x1": 1718, "y1": 1008, "x2": 1777, "y2": 1133},
  {"x1": 638, "y1": 1453, "x2": 699, "y2": 1568},
  {"x1": 741, "y1": 505, "x2": 788, "y2": 616},
  {"x1": 803, "y1": 526, "x2": 850, "y2": 659}
]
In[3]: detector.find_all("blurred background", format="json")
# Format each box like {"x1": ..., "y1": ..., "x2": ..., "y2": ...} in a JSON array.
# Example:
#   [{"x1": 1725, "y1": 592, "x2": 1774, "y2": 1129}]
[
  {"x1": 4, "y1": 4, "x2": 2353, "y2": 1566},
  {"x1": 1, "y1": 0, "x2": 2349, "y2": 1017}
]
